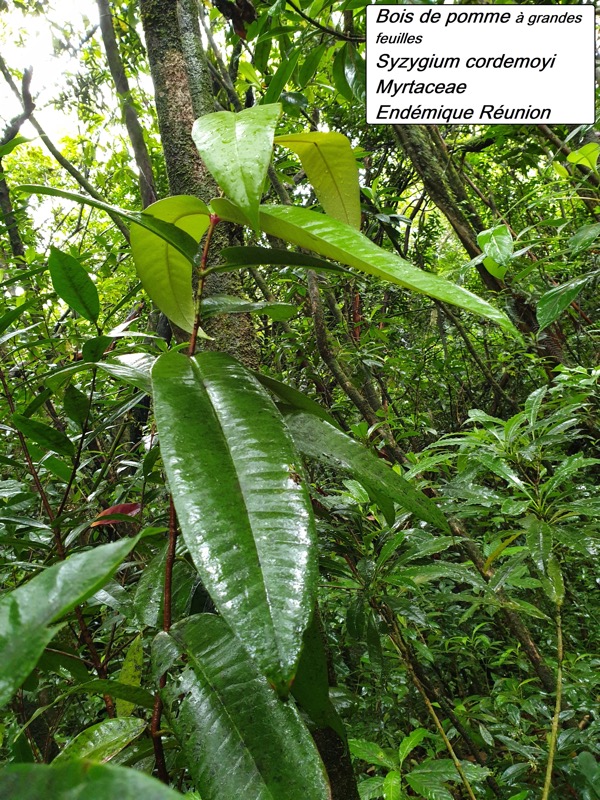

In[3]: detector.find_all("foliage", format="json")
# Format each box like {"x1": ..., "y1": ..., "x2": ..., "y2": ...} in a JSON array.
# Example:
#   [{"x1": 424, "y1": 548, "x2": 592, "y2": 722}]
[{"x1": 0, "y1": 2, "x2": 599, "y2": 799}]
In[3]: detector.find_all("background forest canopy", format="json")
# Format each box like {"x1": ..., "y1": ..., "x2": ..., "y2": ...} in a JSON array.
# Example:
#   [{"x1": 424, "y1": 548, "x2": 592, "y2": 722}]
[{"x1": 0, "y1": 0, "x2": 599, "y2": 799}]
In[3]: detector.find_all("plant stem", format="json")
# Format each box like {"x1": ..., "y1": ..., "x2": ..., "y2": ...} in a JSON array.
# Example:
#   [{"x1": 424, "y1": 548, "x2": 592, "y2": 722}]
[
  {"x1": 189, "y1": 214, "x2": 219, "y2": 356},
  {"x1": 151, "y1": 496, "x2": 179, "y2": 784},
  {"x1": 542, "y1": 609, "x2": 563, "y2": 800}
]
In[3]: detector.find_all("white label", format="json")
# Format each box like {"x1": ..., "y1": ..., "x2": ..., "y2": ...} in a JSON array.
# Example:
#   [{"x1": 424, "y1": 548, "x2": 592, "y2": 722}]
[{"x1": 366, "y1": 5, "x2": 595, "y2": 125}]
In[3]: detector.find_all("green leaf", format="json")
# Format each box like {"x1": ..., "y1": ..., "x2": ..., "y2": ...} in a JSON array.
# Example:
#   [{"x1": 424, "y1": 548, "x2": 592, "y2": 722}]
[
  {"x1": 63, "y1": 384, "x2": 89, "y2": 428},
  {"x1": 404, "y1": 769, "x2": 453, "y2": 800},
  {"x1": 386, "y1": 562, "x2": 482, "y2": 588},
  {"x1": 0, "y1": 134, "x2": 31, "y2": 158},
  {"x1": 523, "y1": 517, "x2": 553, "y2": 573},
  {"x1": 398, "y1": 728, "x2": 429, "y2": 768},
  {"x1": 98, "y1": 353, "x2": 155, "y2": 392},
  {"x1": 0, "y1": 761, "x2": 182, "y2": 800},
  {"x1": 192, "y1": 104, "x2": 281, "y2": 232},
  {"x1": 366, "y1": 611, "x2": 384, "y2": 677},
  {"x1": 344, "y1": 44, "x2": 366, "y2": 103},
  {"x1": 130, "y1": 196, "x2": 210, "y2": 333},
  {"x1": 298, "y1": 43, "x2": 328, "y2": 88},
  {"x1": 568, "y1": 222, "x2": 600, "y2": 253},
  {"x1": 332, "y1": 44, "x2": 353, "y2": 100},
  {"x1": 383, "y1": 770, "x2": 402, "y2": 800},
  {"x1": 151, "y1": 351, "x2": 317, "y2": 691},
  {"x1": 0, "y1": 298, "x2": 38, "y2": 336},
  {"x1": 201, "y1": 294, "x2": 297, "y2": 321},
  {"x1": 566, "y1": 142, "x2": 600, "y2": 171},
  {"x1": 349, "y1": 739, "x2": 398, "y2": 770},
  {"x1": 275, "y1": 132, "x2": 361, "y2": 229},
  {"x1": 69, "y1": 680, "x2": 154, "y2": 709},
  {"x1": 477, "y1": 225, "x2": 513, "y2": 268},
  {"x1": 82, "y1": 335, "x2": 112, "y2": 363},
  {"x1": 262, "y1": 52, "x2": 300, "y2": 105},
  {"x1": 292, "y1": 614, "x2": 346, "y2": 738},
  {"x1": 16, "y1": 185, "x2": 200, "y2": 262},
  {"x1": 283, "y1": 410, "x2": 449, "y2": 532},
  {"x1": 474, "y1": 452, "x2": 531, "y2": 497},
  {"x1": 11, "y1": 413, "x2": 74, "y2": 458},
  {"x1": 358, "y1": 776, "x2": 386, "y2": 800},
  {"x1": 254, "y1": 372, "x2": 340, "y2": 428},
  {"x1": 48, "y1": 247, "x2": 99, "y2": 323},
  {"x1": 536, "y1": 271, "x2": 598, "y2": 331},
  {"x1": 133, "y1": 546, "x2": 197, "y2": 629},
  {"x1": 0, "y1": 537, "x2": 139, "y2": 708},
  {"x1": 221, "y1": 244, "x2": 352, "y2": 274},
  {"x1": 157, "y1": 615, "x2": 330, "y2": 800},
  {"x1": 53, "y1": 717, "x2": 146, "y2": 763},
  {"x1": 546, "y1": 555, "x2": 565, "y2": 607},
  {"x1": 116, "y1": 636, "x2": 144, "y2": 717},
  {"x1": 211, "y1": 200, "x2": 519, "y2": 335}
]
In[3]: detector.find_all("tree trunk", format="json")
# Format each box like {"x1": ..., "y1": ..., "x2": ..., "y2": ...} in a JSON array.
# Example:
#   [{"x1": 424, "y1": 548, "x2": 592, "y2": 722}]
[
  {"x1": 393, "y1": 124, "x2": 564, "y2": 363},
  {"x1": 139, "y1": 0, "x2": 258, "y2": 367},
  {"x1": 96, "y1": 0, "x2": 157, "y2": 208}
]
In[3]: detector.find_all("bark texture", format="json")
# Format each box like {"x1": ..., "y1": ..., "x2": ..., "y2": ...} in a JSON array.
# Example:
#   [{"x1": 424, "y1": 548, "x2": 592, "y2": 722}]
[
  {"x1": 139, "y1": 0, "x2": 258, "y2": 367},
  {"x1": 393, "y1": 124, "x2": 564, "y2": 363},
  {"x1": 96, "y1": 0, "x2": 157, "y2": 208}
]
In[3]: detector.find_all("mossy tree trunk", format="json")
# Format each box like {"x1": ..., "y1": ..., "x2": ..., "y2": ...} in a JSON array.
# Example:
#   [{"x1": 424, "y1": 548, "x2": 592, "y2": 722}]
[{"x1": 139, "y1": 0, "x2": 259, "y2": 367}]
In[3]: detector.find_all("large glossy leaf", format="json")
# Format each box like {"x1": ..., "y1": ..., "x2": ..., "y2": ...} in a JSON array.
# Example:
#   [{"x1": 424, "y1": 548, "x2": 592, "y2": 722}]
[
  {"x1": 151, "y1": 351, "x2": 317, "y2": 690},
  {"x1": 275, "y1": 132, "x2": 361, "y2": 229},
  {"x1": 130, "y1": 196, "x2": 209, "y2": 333},
  {"x1": 98, "y1": 353, "x2": 155, "y2": 392},
  {"x1": 211, "y1": 200, "x2": 518, "y2": 335},
  {"x1": 291, "y1": 613, "x2": 346, "y2": 737},
  {"x1": 192, "y1": 104, "x2": 281, "y2": 232},
  {"x1": 48, "y1": 247, "x2": 99, "y2": 323},
  {"x1": 0, "y1": 761, "x2": 182, "y2": 800},
  {"x1": 16, "y1": 185, "x2": 200, "y2": 262},
  {"x1": 53, "y1": 717, "x2": 146, "y2": 763},
  {"x1": 283, "y1": 410, "x2": 449, "y2": 532},
  {"x1": 0, "y1": 537, "x2": 139, "y2": 708},
  {"x1": 155, "y1": 614, "x2": 330, "y2": 800}
]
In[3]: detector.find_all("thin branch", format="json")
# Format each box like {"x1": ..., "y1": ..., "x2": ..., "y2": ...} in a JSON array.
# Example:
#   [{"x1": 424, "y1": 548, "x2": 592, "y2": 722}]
[
  {"x1": 0, "y1": 52, "x2": 130, "y2": 241},
  {"x1": 96, "y1": 0, "x2": 158, "y2": 207},
  {"x1": 286, "y1": 0, "x2": 365, "y2": 42}
]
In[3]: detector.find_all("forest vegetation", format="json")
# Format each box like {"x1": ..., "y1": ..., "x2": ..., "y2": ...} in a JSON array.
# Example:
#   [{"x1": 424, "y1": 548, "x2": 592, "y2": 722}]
[{"x1": 0, "y1": 0, "x2": 598, "y2": 798}]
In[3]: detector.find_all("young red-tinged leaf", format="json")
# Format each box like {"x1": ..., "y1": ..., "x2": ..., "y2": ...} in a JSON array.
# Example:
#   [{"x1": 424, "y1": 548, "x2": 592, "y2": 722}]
[{"x1": 90, "y1": 503, "x2": 142, "y2": 527}]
